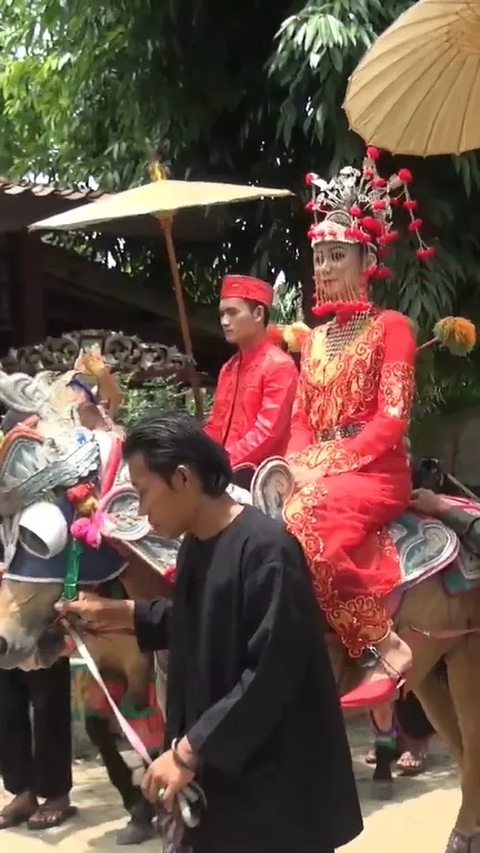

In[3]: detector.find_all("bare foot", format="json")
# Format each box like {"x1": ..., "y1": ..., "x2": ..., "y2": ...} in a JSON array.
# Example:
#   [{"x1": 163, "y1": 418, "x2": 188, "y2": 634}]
[
  {"x1": 0, "y1": 791, "x2": 38, "y2": 828},
  {"x1": 27, "y1": 796, "x2": 78, "y2": 831}
]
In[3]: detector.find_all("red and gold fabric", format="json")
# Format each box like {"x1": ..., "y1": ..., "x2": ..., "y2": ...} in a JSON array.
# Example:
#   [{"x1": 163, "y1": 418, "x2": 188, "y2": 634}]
[
  {"x1": 204, "y1": 338, "x2": 298, "y2": 470},
  {"x1": 283, "y1": 309, "x2": 416, "y2": 656},
  {"x1": 84, "y1": 674, "x2": 165, "y2": 756}
]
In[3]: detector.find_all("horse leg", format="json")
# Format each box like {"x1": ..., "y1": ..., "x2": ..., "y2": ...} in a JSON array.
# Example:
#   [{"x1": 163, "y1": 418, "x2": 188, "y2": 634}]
[
  {"x1": 413, "y1": 666, "x2": 464, "y2": 770},
  {"x1": 85, "y1": 716, "x2": 154, "y2": 845},
  {"x1": 444, "y1": 636, "x2": 480, "y2": 848}
]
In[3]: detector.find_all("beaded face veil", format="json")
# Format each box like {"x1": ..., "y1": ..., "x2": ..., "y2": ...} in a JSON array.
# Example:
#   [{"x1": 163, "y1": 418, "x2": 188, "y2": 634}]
[{"x1": 305, "y1": 147, "x2": 435, "y2": 322}]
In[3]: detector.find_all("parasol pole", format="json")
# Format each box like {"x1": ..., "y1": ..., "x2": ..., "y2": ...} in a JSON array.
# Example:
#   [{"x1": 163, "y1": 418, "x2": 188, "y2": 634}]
[{"x1": 148, "y1": 150, "x2": 204, "y2": 420}]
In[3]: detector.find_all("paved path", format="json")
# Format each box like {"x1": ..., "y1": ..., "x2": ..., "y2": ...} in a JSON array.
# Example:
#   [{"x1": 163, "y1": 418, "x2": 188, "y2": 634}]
[{"x1": 1, "y1": 719, "x2": 460, "y2": 852}]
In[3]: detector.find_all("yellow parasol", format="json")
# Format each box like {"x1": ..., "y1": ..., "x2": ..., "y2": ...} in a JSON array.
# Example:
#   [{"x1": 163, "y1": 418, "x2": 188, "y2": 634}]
[
  {"x1": 30, "y1": 170, "x2": 294, "y2": 418},
  {"x1": 344, "y1": 0, "x2": 480, "y2": 156}
]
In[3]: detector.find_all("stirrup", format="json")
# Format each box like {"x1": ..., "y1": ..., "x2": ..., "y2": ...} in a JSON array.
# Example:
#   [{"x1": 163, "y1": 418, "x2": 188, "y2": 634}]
[{"x1": 340, "y1": 648, "x2": 408, "y2": 710}]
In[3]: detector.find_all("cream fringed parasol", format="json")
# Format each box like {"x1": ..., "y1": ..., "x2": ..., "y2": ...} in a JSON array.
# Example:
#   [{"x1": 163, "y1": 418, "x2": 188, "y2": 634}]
[{"x1": 344, "y1": 0, "x2": 480, "y2": 156}]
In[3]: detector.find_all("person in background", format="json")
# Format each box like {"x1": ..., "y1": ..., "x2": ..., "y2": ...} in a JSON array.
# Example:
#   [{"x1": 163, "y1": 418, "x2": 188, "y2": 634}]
[
  {"x1": 204, "y1": 274, "x2": 297, "y2": 487},
  {"x1": 0, "y1": 410, "x2": 76, "y2": 830},
  {"x1": 57, "y1": 413, "x2": 363, "y2": 853}
]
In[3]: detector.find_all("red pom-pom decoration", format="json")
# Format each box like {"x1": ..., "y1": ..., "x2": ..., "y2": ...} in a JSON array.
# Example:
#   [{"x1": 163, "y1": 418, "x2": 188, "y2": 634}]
[
  {"x1": 374, "y1": 266, "x2": 392, "y2": 280},
  {"x1": 305, "y1": 172, "x2": 319, "y2": 186},
  {"x1": 408, "y1": 218, "x2": 423, "y2": 232},
  {"x1": 308, "y1": 225, "x2": 325, "y2": 240},
  {"x1": 416, "y1": 247, "x2": 436, "y2": 260},
  {"x1": 377, "y1": 247, "x2": 390, "y2": 259},
  {"x1": 403, "y1": 199, "x2": 418, "y2": 211},
  {"x1": 372, "y1": 177, "x2": 387, "y2": 188},
  {"x1": 398, "y1": 168, "x2": 413, "y2": 183},
  {"x1": 350, "y1": 226, "x2": 371, "y2": 244},
  {"x1": 364, "y1": 265, "x2": 378, "y2": 278},
  {"x1": 67, "y1": 483, "x2": 95, "y2": 504},
  {"x1": 372, "y1": 200, "x2": 386, "y2": 211},
  {"x1": 362, "y1": 216, "x2": 383, "y2": 236},
  {"x1": 363, "y1": 167, "x2": 374, "y2": 179},
  {"x1": 390, "y1": 197, "x2": 400, "y2": 207},
  {"x1": 378, "y1": 230, "x2": 399, "y2": 245},
  {"x1": 305, "y1": 200, "x2": 316, "y2": 211},
  {"x1": 349, "y1": 205, "x2": 362, "y2": 217},
  {"x1": 366, "y1": 146, "x2": 380, "y2": 160}
]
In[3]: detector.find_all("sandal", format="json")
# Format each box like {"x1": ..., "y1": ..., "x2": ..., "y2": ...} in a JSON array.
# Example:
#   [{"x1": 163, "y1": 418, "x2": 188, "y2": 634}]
[
  {"x1": 27, "y1": 803, "x2": 78, "y2": 831},
  {"x1": 396, "y1": 747, "x2": 428, "y2": 776}
]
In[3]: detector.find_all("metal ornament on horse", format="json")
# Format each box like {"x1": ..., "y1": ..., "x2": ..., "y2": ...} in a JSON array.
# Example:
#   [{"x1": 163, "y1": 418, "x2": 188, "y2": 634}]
[{"x1": 29, "y1": 172, "x2": 295, "y2": 420}]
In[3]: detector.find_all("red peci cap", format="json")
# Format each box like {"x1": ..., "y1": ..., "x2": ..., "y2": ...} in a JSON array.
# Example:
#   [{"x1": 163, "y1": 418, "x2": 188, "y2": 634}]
[{"x1": 220, "y1": 275, "x2": 273, "y2": 308}]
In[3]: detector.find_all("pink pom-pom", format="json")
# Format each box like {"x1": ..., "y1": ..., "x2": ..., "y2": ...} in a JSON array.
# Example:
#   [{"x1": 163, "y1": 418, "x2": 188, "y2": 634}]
[
  {"x1": 408, "y1": 218, "x2": 423, "y2": 233},
  {"x1": 366, "y1": 146, "x2": 380, "y2": 160},
  {"x1": 398, "y1": 168, "x2": 413, "y2": 183},
  {"x1": 374, "y1": 266, "x2": 392, "y2": 280},
  {"x1": 305, "y1": 172, "x2": 319, "y2": 186},
  {"x1": 416, "y1": 246, "x2": 436, "y2": 260}
]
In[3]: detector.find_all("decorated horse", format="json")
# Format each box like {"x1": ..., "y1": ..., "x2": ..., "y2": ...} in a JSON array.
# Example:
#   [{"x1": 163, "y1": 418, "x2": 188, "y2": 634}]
[{"x1": 0, "y1": 343, "x2": 180, "y2": 845}]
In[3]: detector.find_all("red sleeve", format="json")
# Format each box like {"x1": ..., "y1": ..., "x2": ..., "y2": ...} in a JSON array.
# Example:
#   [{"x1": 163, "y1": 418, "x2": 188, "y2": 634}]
[
  {"x1": 203, "y1": 364, "x2": 228, "y2": 444},
  {"x1": 289, "y1": 312, "x2": 416, "y2": 475},
  {"x1": 228, "y1": 357, "x2": 298, "y2": 469},
  {"x1": 286, "y1": 336, "x2": 315, "y2": 456}
]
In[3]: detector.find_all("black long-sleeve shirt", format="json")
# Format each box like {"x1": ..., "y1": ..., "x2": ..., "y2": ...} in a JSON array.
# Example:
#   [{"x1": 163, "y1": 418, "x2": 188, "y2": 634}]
[{"x1": 133, "y1": 506, "x2": 362, "y2": 853}]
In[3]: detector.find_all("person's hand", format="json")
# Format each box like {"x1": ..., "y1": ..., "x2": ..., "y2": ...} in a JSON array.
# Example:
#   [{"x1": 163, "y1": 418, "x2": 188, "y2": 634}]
[
  {"x1": 141, "y1": 750, "x2": 194, "y2": 811},
  {"x1": 409, "y1": 488, "x2": 448, "y2": 516},
  {"x1": 55, "y1": 591, "x2": 134, "y2": 632},
  {"x1": 290, "y1": 465, "x2": 319, "y2": 489}
]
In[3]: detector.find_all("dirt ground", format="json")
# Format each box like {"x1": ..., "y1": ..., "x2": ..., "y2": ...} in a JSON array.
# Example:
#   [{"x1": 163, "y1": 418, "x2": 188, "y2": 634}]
[{"x1": 1, "y1": 717, "x2": 460, "y2": 852}]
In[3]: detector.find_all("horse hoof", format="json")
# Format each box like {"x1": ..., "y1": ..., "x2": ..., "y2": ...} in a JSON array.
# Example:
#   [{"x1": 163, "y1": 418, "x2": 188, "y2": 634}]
[{"x1": 371, "y1": 779, "x2": 394, "y2": 801}]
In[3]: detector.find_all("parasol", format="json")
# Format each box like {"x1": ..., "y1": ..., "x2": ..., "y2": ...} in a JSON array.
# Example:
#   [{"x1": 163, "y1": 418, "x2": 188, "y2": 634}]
[
  {"x1": 30, "y1": 171, "x2": 294, "y2": 418},
  {"x1": 344, "y1": 0, "x2": 480, "y2": 157}
]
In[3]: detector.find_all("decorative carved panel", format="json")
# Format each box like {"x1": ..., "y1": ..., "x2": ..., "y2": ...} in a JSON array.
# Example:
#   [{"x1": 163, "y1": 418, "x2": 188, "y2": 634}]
[{"x1": 0, "y1": 329, "x2": 192, "y2": 380}]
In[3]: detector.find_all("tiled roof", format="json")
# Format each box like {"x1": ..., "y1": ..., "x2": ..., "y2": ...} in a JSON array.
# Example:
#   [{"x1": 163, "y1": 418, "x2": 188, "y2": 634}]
[
  {"x1": 0, "y1": 177, "x2": 220, "y2": 240},
  {"x1": 0, "y1": 177, "x2": 109, "y2": 202}
]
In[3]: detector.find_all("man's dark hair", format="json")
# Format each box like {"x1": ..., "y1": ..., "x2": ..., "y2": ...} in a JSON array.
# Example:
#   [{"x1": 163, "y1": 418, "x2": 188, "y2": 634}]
[
  {"x1": 244, "y1": 298, "x2": 270, "y2": 327},
  {"x1": 123, "y1": 412, "x2": 232, "y2": 497}
]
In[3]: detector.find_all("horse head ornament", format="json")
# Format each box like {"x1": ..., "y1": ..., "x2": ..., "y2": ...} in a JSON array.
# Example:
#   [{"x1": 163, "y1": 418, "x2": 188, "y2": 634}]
[{"x1": 0, "y1": 365, "x2": 169, "y2": 669}]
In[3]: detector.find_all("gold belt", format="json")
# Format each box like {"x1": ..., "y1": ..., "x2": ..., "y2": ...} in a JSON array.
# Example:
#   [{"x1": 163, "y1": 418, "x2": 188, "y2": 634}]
[{"x1": 317, "y1": 423, "x2": 365, "y2": 442}]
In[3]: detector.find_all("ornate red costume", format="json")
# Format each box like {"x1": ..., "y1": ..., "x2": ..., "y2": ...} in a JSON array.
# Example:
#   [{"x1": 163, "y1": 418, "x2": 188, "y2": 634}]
[
  {"x1": 205, "y1": 275, "x2": 298, "y2": 469},
  {"x1": 283, "y1": 150, "x2": 435, "y2": 676},
  {"x1": 284, "y1": 309, "x2": 416, "y2": 655}
]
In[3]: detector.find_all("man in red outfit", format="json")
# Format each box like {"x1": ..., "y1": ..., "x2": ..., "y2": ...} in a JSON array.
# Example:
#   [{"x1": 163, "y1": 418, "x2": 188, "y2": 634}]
[{"x1": 204, "y1": 275, "x2": 297, "y2": 485}]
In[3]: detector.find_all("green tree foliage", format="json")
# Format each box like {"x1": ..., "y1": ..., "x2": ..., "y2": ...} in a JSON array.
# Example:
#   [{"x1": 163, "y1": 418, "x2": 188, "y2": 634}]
[{"x1": 0, "y1": 0, "x2": 479, "y2": 422}]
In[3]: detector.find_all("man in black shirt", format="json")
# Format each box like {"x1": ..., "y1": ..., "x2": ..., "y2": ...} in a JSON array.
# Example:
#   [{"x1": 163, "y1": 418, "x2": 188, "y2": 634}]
[{"x1": 57, "y1": 413, "x2": 362, "y2": 853}]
